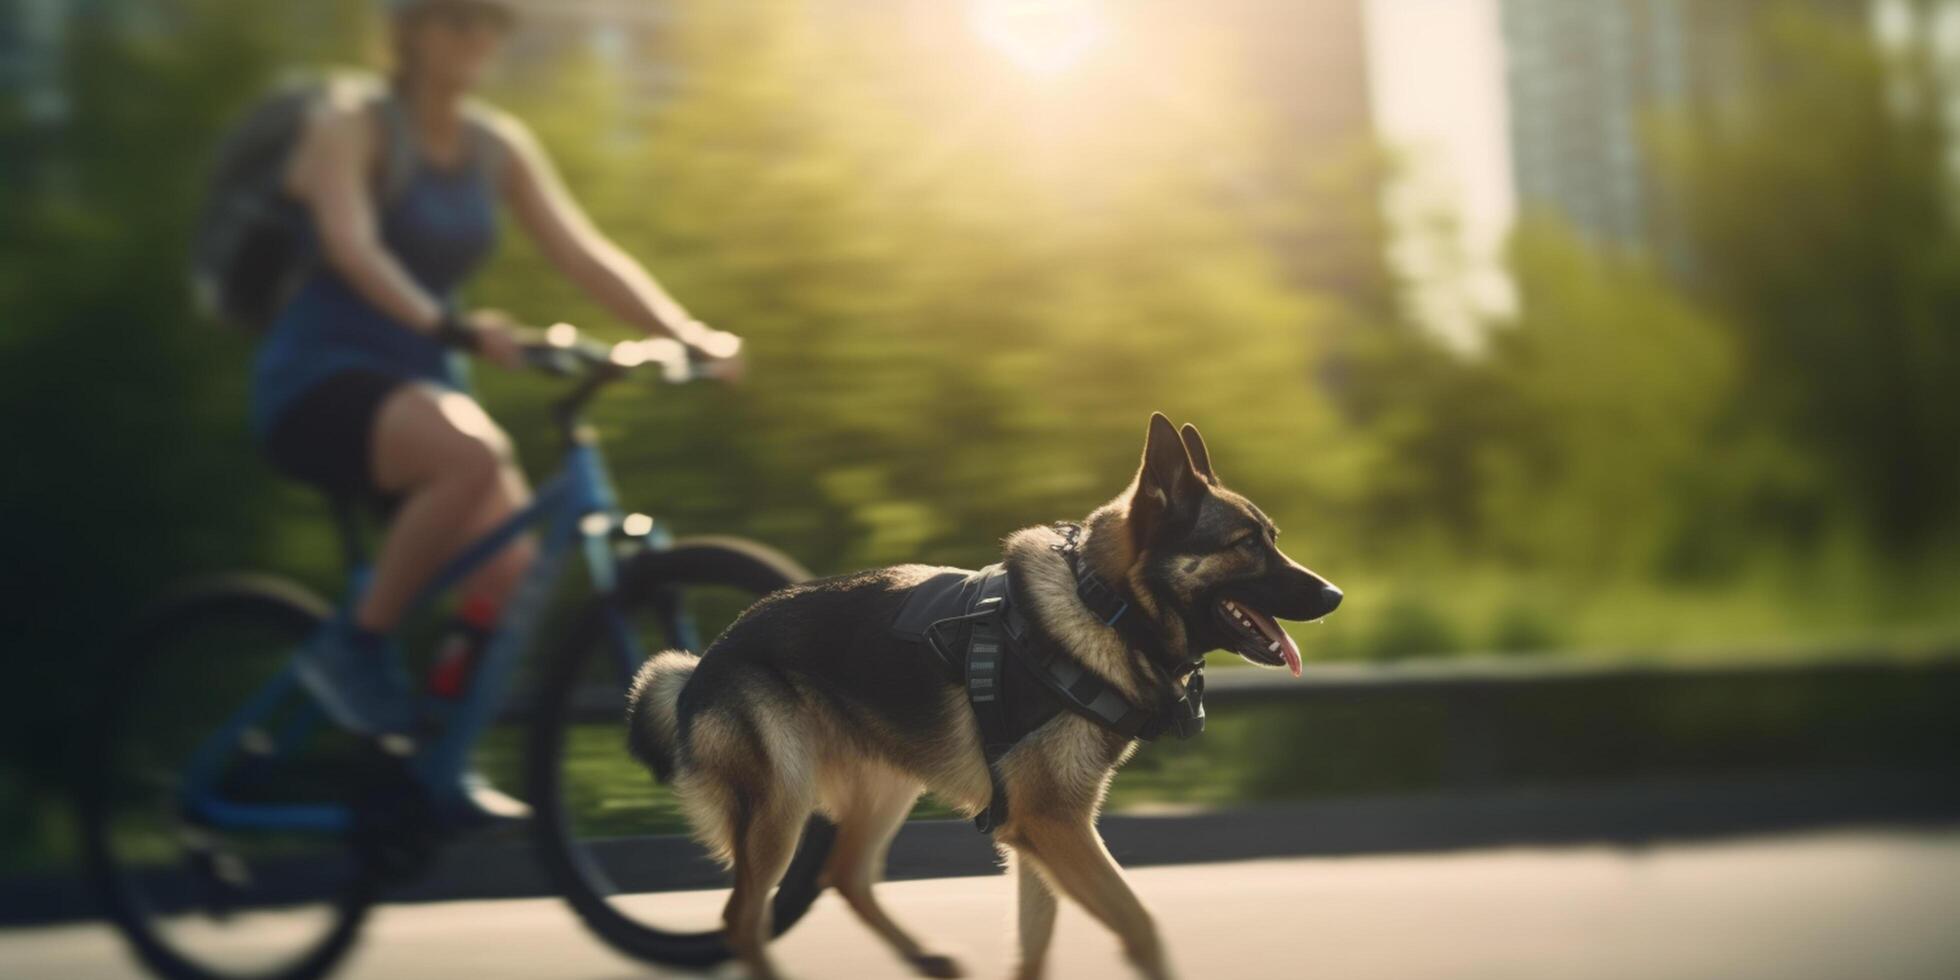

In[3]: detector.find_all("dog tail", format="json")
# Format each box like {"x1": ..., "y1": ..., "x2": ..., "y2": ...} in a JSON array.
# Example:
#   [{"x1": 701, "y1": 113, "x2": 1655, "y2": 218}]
[{"x1": 625, "y1": 650, "x2": 698, "y2": 783}]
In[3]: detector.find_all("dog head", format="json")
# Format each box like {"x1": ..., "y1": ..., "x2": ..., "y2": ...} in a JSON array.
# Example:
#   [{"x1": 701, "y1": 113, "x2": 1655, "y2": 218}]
[{"x1": 1088, "y1": 413, "x2": 1342, "y2": 675}]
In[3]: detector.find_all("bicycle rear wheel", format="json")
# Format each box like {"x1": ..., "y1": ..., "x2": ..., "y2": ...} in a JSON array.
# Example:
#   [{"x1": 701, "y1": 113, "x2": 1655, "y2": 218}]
[
  {"x1": 528, "y1": 537, "x2": 833, "y2": 968},
  {"x1": 81, "y1": 576, "x2": 377, "y2": 980}
]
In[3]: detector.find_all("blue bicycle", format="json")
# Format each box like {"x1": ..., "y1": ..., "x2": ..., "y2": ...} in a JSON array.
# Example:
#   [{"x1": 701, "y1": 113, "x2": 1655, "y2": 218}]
[{"x1": 81, "y1": 330, "x2": 837, "y2": 980}]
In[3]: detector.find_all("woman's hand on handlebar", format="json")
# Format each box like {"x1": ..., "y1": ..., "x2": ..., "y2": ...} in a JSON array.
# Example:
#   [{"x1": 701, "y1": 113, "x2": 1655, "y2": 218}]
[
  {"x1": 681, "y1": 326, "x2": 746, "y2": 384},
  {"x1": 462, "y1": 309, "x2": 537, "y2": 371}
]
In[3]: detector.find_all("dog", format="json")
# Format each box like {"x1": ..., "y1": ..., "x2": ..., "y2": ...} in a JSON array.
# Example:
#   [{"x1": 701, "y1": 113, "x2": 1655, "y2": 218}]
[{"x1": 626, "y1": 413, "x2": 1342, "y2": 980}]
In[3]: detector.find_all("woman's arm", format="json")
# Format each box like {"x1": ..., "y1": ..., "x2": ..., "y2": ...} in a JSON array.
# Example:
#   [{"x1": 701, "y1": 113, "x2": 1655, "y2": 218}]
[
  {"x1": 491, "y1": 114, "x2": 724, "y2": 353},
  {"x1": 284, "y1": 99, "x2": 447, "y2": 335}
]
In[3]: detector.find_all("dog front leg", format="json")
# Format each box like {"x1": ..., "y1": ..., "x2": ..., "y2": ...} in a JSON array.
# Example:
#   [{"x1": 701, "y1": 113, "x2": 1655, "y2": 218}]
[
  {"x1": 1011, "y1": 850, "x2": 1058, "y2": 980},
  {"x1": 1007, "y1": 817, "x2": 1173, "y2": 980}
]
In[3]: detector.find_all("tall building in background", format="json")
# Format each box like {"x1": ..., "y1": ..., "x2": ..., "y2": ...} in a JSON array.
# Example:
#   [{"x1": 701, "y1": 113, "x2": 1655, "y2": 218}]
[
  {"x1": 1498, "y1": 0, "x2": 1868, "y2": 258},
  {"x1": 1219, "y1": 0, "x2": 1389, "y2": 300},
  {"x1": 1498, "y1": 0, "x2": 1694, "y2": 252}
]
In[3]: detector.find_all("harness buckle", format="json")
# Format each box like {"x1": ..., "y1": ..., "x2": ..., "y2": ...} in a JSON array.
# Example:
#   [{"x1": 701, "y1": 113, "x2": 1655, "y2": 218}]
[{"x1": 1169, "y1": 668, "x2": 1207, "y2": 739}]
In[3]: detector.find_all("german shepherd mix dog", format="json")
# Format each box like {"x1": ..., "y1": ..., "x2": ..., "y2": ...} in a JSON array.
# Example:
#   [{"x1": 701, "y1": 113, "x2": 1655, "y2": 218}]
[{"x1": 627, "y1": 414, "x2": 1342, "y2": 980}]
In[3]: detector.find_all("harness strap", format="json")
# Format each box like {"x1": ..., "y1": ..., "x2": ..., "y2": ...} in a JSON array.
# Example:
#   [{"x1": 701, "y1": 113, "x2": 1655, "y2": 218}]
[
  {"x1": 904, "y1": 544, "x2": 1209, "y2": 834},
  {"x1": 914, "y1": 570, "x2": 1019, "y2": 831},
  {"x1": 1022, "y1": 644, "x2": 1158, "y2": 739},
  {"x1": 1051, "y1": 522, "x2": 1208, "y2": 739},
  {"x1": 965, "y1": 598, "x2": 1013, "y2": 833},
  {"x1": 1052, "y1": 523, "x2": 1131, "y2": 627}
]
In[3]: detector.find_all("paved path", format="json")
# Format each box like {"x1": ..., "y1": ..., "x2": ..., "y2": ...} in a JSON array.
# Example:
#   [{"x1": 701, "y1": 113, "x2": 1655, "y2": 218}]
[{"x1": 6, "y1": 828, "x2": 1958, "y2": 979}]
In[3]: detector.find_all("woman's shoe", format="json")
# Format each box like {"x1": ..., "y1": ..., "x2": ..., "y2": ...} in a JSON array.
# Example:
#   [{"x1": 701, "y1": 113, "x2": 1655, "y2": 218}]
[{"x1": 293, "y1": 618, "x2": 417, "y2": 737}]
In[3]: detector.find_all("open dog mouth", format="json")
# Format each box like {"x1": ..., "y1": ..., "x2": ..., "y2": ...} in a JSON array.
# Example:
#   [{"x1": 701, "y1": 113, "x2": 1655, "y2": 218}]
[{"x1": 1215, "y1": 599, "x2": 1303, "y2": 677}]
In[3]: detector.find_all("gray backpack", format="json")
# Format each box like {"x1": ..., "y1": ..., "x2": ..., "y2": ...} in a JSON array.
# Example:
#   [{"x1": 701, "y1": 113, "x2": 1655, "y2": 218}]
[{"x1": 189, "y1": 72, "x2": 496, "y2": 332}]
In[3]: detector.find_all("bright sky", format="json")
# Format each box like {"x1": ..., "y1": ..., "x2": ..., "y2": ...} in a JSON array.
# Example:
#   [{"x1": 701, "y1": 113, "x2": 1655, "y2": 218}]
[{"x1": 1363, "y1": 0, "x2": 1517, "y2": 345}]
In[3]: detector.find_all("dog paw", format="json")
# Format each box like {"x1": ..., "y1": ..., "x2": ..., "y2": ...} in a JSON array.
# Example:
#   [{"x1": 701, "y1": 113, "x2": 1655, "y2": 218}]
[{"x1": 910, "y1": 952, "x2": 967, "y2": 978}]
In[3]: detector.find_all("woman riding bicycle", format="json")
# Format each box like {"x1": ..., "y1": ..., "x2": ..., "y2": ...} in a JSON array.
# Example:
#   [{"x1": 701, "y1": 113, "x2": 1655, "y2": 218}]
[{"x1": 254, "y1": 0, "x2": 738, "y2": 822}]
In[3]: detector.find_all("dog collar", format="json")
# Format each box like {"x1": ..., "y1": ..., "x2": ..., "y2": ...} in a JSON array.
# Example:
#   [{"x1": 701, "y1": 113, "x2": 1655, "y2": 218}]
[
  {"x1": 1050, "y1": 522, "x2": 1206, "y2": 741},
  {"x1": 1049, "y1": 522, "x2": 1131, "y2": 627},
  {"x1": 1050, "y1": 523, "x2": 1204, "y2": 671}
]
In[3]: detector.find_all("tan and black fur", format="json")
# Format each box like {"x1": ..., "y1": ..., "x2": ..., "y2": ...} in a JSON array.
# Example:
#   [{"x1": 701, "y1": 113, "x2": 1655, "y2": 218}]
[{"x1": 626, "y1": 414, "x2": 1342, "y2": 980}]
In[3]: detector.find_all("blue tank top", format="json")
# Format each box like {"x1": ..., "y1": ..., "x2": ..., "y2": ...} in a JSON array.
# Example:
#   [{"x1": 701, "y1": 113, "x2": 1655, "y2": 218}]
[{"x1": 249, "y1": 103, "x2": 502, "y2": 437}]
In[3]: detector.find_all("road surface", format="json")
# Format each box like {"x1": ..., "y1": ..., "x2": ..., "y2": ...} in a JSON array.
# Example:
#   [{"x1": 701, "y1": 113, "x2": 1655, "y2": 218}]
[{"x1": 5, "y1": 827, "x2": 1957, "y2": 979}]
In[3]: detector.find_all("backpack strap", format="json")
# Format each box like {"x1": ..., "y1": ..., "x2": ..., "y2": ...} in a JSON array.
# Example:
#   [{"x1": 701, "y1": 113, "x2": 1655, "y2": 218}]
[
  {"x1": 461, "y1": 101, "x2": 509, "y2": 192},
  {"x1": 367, "y1": 87, "x2": 510, "y2": 206},
  {"x1": 369, "y1": 92, "x2": 420, "y2": 206}
]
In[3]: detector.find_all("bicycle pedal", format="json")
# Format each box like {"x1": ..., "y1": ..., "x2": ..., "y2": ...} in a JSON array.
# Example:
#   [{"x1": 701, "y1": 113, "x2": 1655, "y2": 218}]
[
  {"x1": 238, "y1": 726, "x2": 276, "y2": 757},
  {"x1": 185, "y1": 843, "x2": 251, "y2": 920},
  {"x1": 352, "y1": 779, "x2": 441, "y2": 883}
]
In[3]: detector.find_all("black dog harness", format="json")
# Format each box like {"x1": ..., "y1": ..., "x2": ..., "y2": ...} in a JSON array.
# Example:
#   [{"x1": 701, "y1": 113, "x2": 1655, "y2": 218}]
[{"x1": 890, "y1": 524, "x2": 1206, "y2": 833}]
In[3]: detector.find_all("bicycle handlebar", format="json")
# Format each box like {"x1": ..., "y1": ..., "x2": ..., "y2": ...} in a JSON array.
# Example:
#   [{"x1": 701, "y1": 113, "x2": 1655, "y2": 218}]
[
  {"x1": 503, "y1": 323, "x2": 739, "y2": 444},
  {"x1": 517, "y1": 322, "x2": 735, "y2": 386}
]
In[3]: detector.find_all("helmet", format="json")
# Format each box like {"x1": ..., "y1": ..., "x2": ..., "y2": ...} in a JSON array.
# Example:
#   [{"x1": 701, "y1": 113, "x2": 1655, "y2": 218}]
[{"x1": 383, "y1": 0, "x2": 515, "y2": 27}]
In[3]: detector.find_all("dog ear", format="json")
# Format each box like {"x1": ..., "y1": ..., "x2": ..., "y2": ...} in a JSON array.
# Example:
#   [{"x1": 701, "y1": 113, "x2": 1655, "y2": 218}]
[
  {"x1": 1130, "y1": 412, "x2": 1206, "y2": 542},
  {"x1": 1179, "y1": 422, "x2": 1218, "y2": 485}
]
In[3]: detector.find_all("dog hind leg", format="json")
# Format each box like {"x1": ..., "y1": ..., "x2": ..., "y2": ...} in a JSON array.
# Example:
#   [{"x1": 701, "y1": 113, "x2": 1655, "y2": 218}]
[
  {"x1": 821, "y1": 772, "x2": 964, "y2": 977},
  {"x1": 697, "y1": 698, "x2": 815, "y2": 980},
  {"x1": 719, "y1": 788, "x2": 810, "y2": 980}
]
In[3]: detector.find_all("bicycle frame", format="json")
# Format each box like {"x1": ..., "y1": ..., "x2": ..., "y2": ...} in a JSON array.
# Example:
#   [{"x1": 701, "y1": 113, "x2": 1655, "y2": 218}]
[{"x1": 179, "y1": 434, "x2": 671, "y2": 834}]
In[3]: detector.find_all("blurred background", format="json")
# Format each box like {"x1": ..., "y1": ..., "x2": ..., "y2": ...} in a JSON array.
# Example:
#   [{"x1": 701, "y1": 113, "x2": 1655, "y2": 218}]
[{"x1": 4, "y1": 0, "x2": 1960, "y2": 976}]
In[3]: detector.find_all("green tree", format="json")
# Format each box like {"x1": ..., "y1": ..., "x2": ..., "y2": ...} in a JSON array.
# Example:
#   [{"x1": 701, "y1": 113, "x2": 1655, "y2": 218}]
[
  {"x1": 1657, "y1": 9, "x2": 1960, "y2": 556},
  {"x1": 0, "y1": 0, "x2": 371, "y2": 853}
]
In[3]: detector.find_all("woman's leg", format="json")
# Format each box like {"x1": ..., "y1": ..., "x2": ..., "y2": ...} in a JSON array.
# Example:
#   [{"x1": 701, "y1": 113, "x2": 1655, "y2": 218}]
[
  {"x1": 452, "y1": 443, "x2": 537, "y2": 609},
  {"x1": 357, "y1": 384, "x2": 533, "y2": 632}
]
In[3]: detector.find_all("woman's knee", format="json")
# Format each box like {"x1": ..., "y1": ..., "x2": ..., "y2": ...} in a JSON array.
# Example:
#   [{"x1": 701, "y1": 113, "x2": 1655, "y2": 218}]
[{"x1": 373, "y1": 385, "x2": 515, "y2": 492}]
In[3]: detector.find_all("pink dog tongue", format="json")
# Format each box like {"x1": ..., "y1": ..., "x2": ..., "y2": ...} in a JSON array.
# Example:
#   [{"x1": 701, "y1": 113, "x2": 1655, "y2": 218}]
[{"x1": 1242, "y1": 606, "x2": 1304, "y2": 678}]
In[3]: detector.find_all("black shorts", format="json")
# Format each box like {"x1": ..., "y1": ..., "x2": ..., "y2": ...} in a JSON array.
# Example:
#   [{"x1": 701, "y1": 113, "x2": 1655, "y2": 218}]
[{"x1": 262, "y1": 371, "x2": 404, "y2": 500}]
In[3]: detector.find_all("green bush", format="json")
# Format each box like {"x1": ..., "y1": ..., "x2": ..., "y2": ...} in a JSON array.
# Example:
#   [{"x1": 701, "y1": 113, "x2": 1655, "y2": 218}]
[
  {"x1": 1489, "y1": 601, "x2": 1563, "y2": 654},
  {"x1": 1365, "y1": 597, "x2": 1461, "y2": 661}
]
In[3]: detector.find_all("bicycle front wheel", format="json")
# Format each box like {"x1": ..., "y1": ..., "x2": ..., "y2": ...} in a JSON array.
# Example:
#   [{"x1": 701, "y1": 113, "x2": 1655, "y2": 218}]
[{"x1": 527, "y1": 537, "x2": 834, "y2": 969}]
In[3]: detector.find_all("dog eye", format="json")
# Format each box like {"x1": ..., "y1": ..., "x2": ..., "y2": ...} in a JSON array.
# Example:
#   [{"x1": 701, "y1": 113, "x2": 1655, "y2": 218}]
[{"x1": 1236, "y1": 536, "x2": 1261, "y2": 551}]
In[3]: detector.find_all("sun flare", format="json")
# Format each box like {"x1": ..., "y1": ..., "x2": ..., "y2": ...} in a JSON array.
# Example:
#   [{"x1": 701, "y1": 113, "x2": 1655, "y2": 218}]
[{"x1": 970, "y1": 0, "x2": 1109, "y2": 77}]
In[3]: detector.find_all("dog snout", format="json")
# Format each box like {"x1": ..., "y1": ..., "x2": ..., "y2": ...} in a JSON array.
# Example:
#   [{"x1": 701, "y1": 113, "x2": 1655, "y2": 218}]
[
  {"x1": 1262, "y1": 561, "x2": 1343, "y2": 621},
  {"x1": 1313, "y1": 582, "x2": 1343, "y2": 618}
]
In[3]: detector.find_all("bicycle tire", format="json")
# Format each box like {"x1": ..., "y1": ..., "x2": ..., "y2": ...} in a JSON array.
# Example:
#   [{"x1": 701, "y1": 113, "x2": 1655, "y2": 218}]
[
  {"x1": 527, "y1": 537, "x2": 834, "y2": 969},
  {"x1": 80, "y1": 575, "x2": 377, "y2": 980}
]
